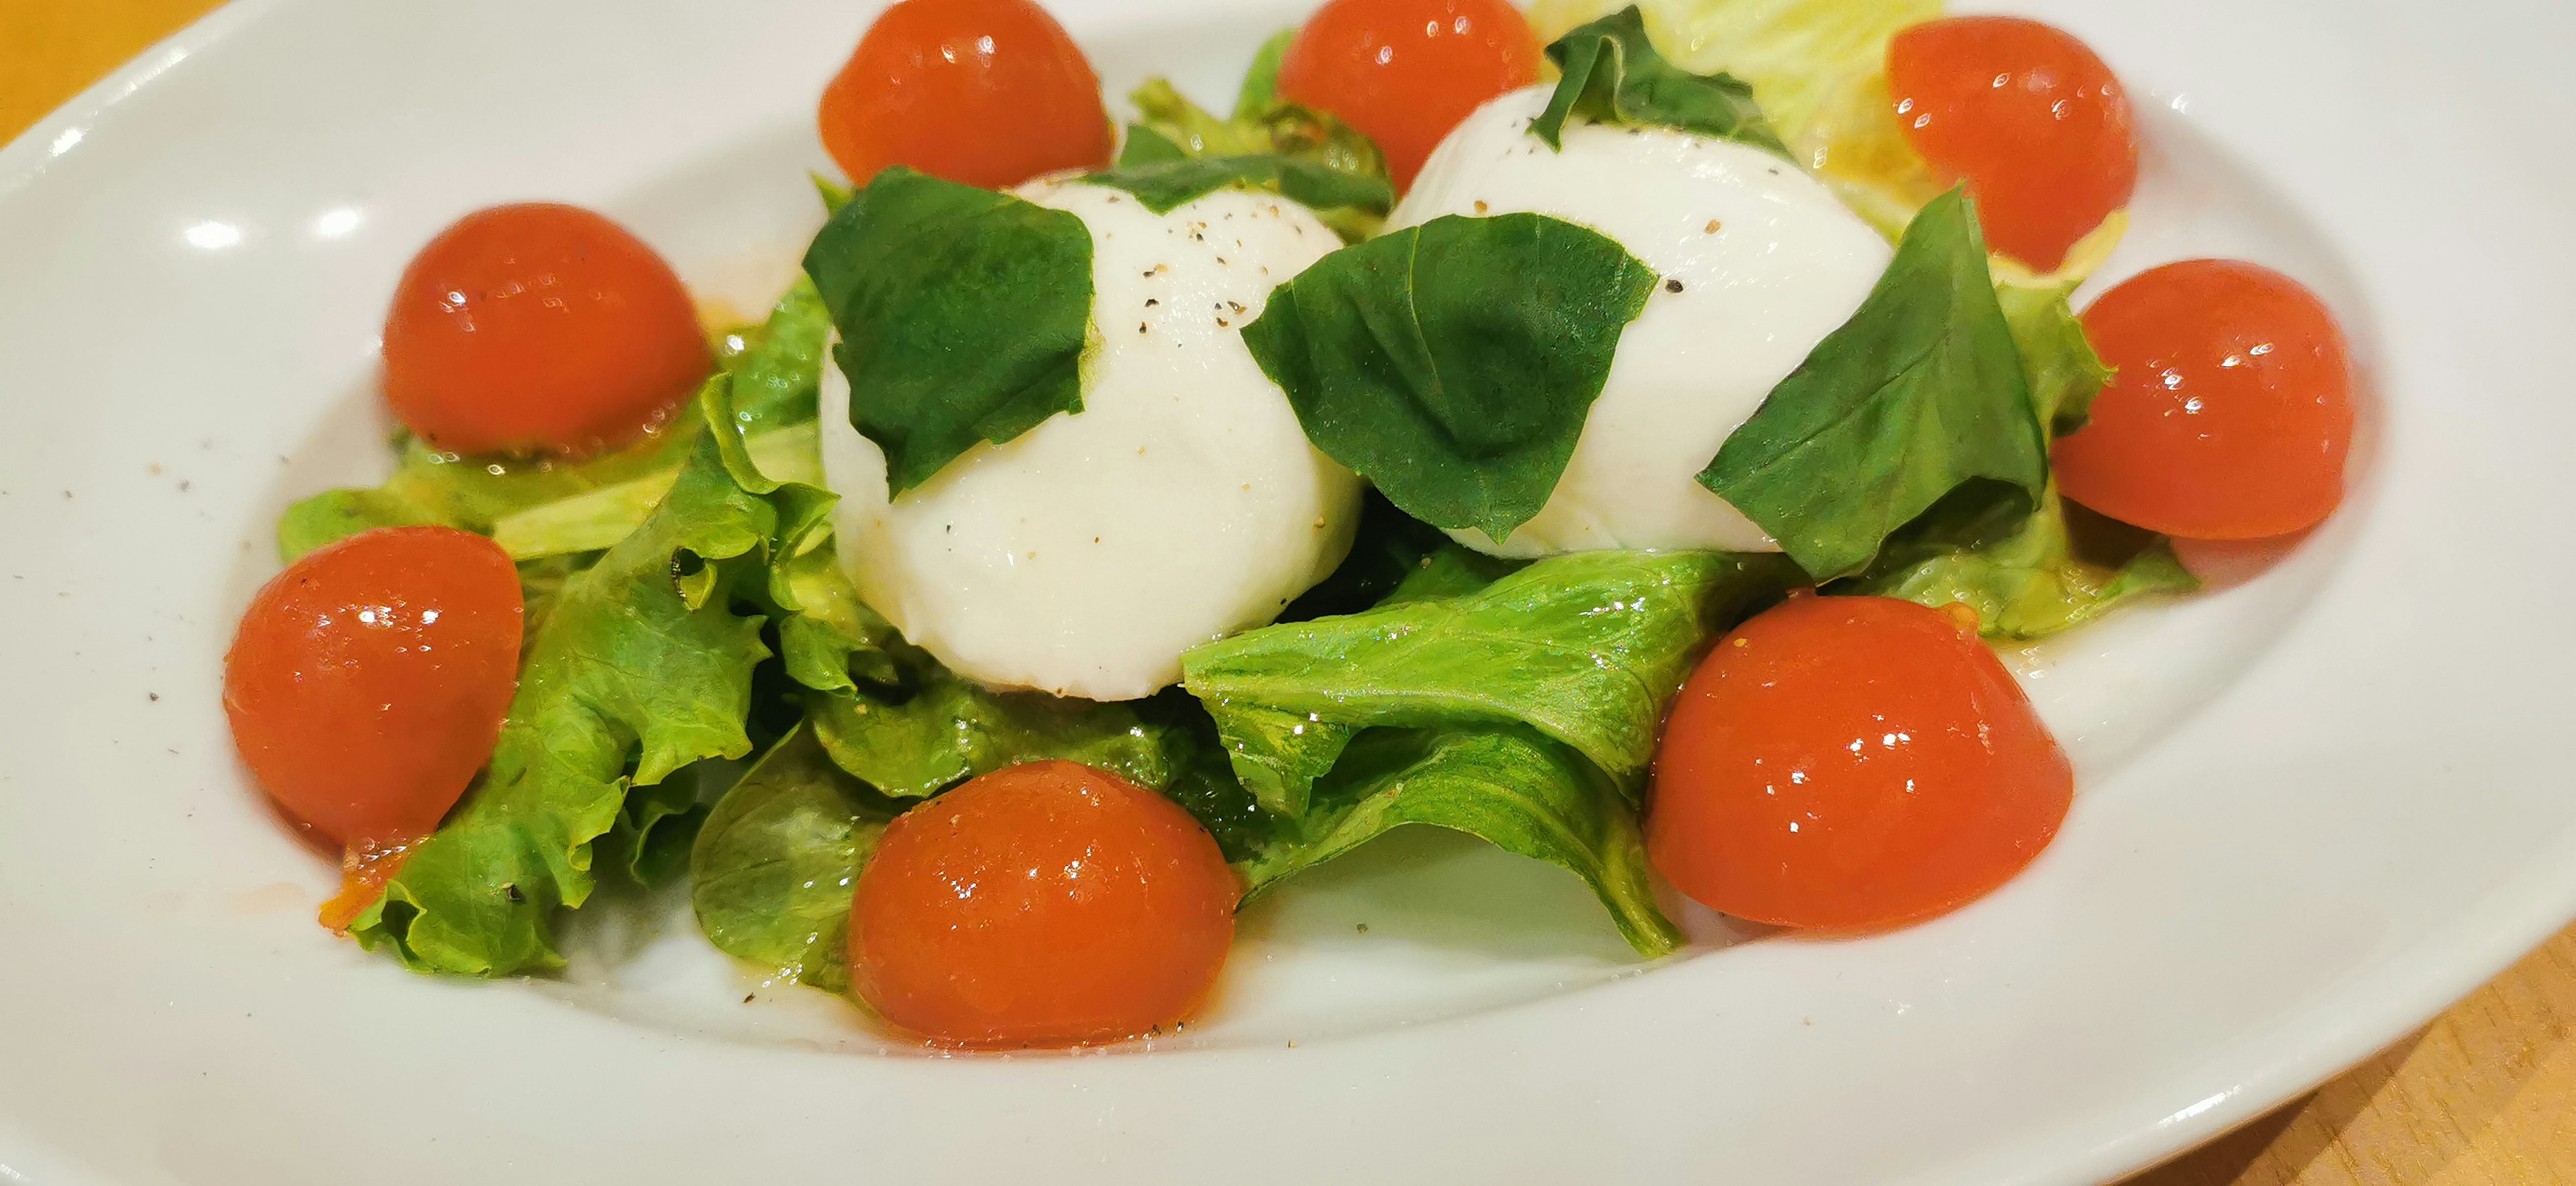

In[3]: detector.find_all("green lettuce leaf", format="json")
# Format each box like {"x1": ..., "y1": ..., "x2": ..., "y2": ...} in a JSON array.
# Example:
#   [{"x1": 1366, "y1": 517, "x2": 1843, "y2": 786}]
[
  {"x1": 1183, "y1": 549, "x2": 1796, "y2": 815},
  {"x1": 1242, "y1": 213, "x2": 1658, "y2": 540},
  {"x1": 1243, "y1": 724, "x2": 1681, "y2": 957},
  {"x1": 275, "y1": 486, "x2": 447, "y2": 561},
  {"x1": 488, "y1": 419, "x2": 820, "y2": 560},
  {"x1": 346, "y1": 398, "x2": 807, "y2": 976},
  {"x1": 1235, "y1": 30, "x2": 1294, "y2": 117},
  {"x1": 282, "y1": 276, "x2": 830, "y2": 564},
  {"x1": 804, "y1": 166, "x2": 1095, "y2": 496},
  {"x1": 1531, "y1": 6, "x2": 1789, "y2": 157},
  {"x1": 1696, "y1": 188, "x2": 2047, "y2": 580},
  {"x1": 1844, "y1": 484, "x2": 2198, "y2": 639},
  {"x1": 713, "y1": 276, "x2": 834, "y2": 435},
  {"x1": 276, "y1": 429, "x2": 696, "y2": 563},
  {"x1": 690, "y1": 722, "x2": 894, "y2": 994},
  {"x1": 1997, "y1": 278, "x2": 2114, "y2": 435}
]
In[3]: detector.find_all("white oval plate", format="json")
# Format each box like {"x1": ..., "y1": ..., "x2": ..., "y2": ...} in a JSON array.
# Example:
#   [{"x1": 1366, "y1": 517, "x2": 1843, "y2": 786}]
[{"x1": 5, "y1": 1, "x2": 2574, "y2": 1182}]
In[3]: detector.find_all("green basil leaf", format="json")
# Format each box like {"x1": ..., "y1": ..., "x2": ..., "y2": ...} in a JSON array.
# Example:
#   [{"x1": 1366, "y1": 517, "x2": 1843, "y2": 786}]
[
  {"x1": 347, "y1": 397, "x2": 804, "y2": 976},
  {"x1": 1085, "y1": 147, "x2": 1395, "y2": 220},
  {"x1": 1242, "y1": 213, "x2": 1658, "y2": 540},
  {"x1": 1996, "y1": 278, "x2": 2114, "y2": 435},
  {"x1": 690, "y1": 722, "x2": 896, "y2": 995},
  {"x1": 1532, "y1": 5, "x2": 1789, "y2": 158},
  {"x1": 803, "y1": 166, "x2": 1095, "y2": 496},
  {"x1": 1695, "y1": 188, "x2": 2049, "y2": 580},
  {"x1": 1842, "y1": 484, "x2": 2200, "y2": 639},
  {"x1": 1242, "y1": 725, "x2": 1681, "y2": 958},
  {"x1": 1122, "y1": 76, "x2": 1393, "y2": 241},
  {"x1": 1184, "y1": 549, "x2": 1796, "y2": 814}
]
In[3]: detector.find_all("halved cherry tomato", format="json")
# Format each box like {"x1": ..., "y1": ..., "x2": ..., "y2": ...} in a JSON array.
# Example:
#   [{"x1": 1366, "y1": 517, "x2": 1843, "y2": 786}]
[
  {"x1": 1648, "y1": 594, "x2": 2072, "y2": 930},
  {"x1": 851, "y1": 760, "x2": 1238, "y2": 1046},
  {"x1": 1276, "y1": 0, "x2": 1542, "y2": 190},
  {"x1": 1886, "y1": 16, "x2": 2138, "y2": 272},
  {"x1": 819, "y1": 0, "x2": 1115, "y2": 190},
  {"x1": 383, "y1": 203, "x2": 708, "y2": 457},
  {"x1": 2055, "y1": 260, "x2": 2354, "y2": 540},
  {"x1": 224, "y1": 527, "x2": 522, "y2": 853}
]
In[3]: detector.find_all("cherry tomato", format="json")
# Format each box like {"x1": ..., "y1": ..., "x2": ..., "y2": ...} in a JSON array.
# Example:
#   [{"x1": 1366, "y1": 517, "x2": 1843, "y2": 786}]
[
  {"x1": 383, "y1": 203, "x2": 709, "y2": 457},
  {"x1": 2055, "y1": 260, "x2": 2354, "y2": 540},
  {"x1": 1648, "y1": 595, "x2": 2072, "y2": 930},
  {"x1": 819, "y1": 0, "x2": 1115, "y2": 191},
  {"x1": 851, "y1": 760, "x2": 1237, "y2": 1046},
  {"x1": 225, "y1": 527, "x2": 523, "y2": 851},
  {"x1": 1886, "y1": 16, "x2": 2138, "y2": 272},
  {"x1": 1276, "y1": 0, "x2": 1542, "y2": 191}
]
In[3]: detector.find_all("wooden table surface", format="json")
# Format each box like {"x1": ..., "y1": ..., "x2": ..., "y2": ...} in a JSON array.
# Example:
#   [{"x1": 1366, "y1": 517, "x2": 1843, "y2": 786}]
[{"x1": 7, "y1": 3, "x2": 2573, "y2": 1183}]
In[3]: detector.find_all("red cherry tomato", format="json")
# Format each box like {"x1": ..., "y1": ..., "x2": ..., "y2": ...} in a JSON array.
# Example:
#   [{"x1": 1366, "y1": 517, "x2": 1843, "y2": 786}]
[
  {"x1": 851, "y1": 761, "x2": 1238, "y2": 1046},
  {"x1": 1886, "y1": 16, "x2": 2138, "y2": 272},
  {"x1": 224, "y1": 527, "x2": 523, "y2": 852},
  {"x1": 1277, "y1": 0, "x2": 1542, "y2": 191},
  {"x1": 1648, "y1": 595, "x2": 2073, "y2": 930},
  {"x1": 819, "y1": 0, "x2": 1115, "y2": 191},
  {"x1": 2055, "y1": 260, "x2": 2354, "y2": 540},
  {"x1": 383, "y1": 203, "x2": 709, "y2": 457}
]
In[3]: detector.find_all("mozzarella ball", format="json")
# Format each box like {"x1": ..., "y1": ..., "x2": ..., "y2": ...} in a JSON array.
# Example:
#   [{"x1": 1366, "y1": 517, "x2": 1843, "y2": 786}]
[
  {"x1": 1392, "y1": 86, "x2": 1893, "y2": 556},
  {"x1": 820, "y1": 180, "x2": 1361, "y2": 701}
]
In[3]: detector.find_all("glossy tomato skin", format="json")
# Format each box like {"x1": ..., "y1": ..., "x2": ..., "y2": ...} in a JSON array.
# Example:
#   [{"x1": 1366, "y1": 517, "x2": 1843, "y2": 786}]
[
  {"x1": 383, "y1": 203, "x2": 708, "y2": 457},
  {"x1": 224, "y1": 527, "x2": 522, "y2": 850},
  {"x1": 1886, "y1": 16, "x2": 2137, "y2": 272},
  {"x1": 1277, "y1": 0, "x2": 1542, "y2": 190},
  {"x1": 852, "y1": 760, "x2": 1238, "y2": 1046},
  {"x1": 1649, "y1": 595, "x2": 2072, "y2": 930},
  {"x1": 2054, "y1": 259, "x2": 2354, "y2": 540},
  {"x1": 819, "y1": 0, "x2": 1114, "y2": 190}
]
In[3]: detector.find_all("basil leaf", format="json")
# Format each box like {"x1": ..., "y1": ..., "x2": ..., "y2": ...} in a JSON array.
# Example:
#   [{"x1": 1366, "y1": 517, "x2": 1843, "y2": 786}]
[
  {"x1": 347, "y1": 397, "x2": 806, "y2": 976},
  {"x1": 1184, "y1": 549, "x2": 1796, "y2": 814},
  {"x1": 1997, "y1": 278, "x2": 2114, "y2": 435},
  {"x1": 1532, "y1": 6, "x2": 1789, "y2": 158},
  {"x1": 1695, "y1": 188, "x2": 2049, "y2": 580},
  {"x1": 1243, "y1": 725, "x2": 1681, "y2": 958},
  {"x1": 1843, "y1": 484, "x2": 2199, "y2": 639},
  {"x1": 690, "y1": 722, "x2": 895, "y2": 995},
  {"x1": 1242, "y1": 213, "x2": 1658, "y2": 540},
  {"x1": 1119, "y1": 76, "x2": 1393, "y2": 240},
  {"x1": 1085, "y1": 145, "x2": 1394, "y2": 220},
  {"x1": 803, "y1": 166, "x2": 1094, "y2": 496}
]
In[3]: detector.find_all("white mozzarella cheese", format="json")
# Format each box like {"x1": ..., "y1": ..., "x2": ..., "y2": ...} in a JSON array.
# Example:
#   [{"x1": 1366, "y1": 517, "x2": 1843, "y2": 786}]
[
  {"x1": 820, "y1": 180, "x2": 1361, "y2": 700},
  {"x1": 1392, "y1": 85, "x2": 1892, "y2": 556}
]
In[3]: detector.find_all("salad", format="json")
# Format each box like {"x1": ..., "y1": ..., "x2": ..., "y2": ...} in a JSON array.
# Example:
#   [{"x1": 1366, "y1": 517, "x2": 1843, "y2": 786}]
[{"x1": 220, "y1": 0, "x2": 2355, "y2": 1048}]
